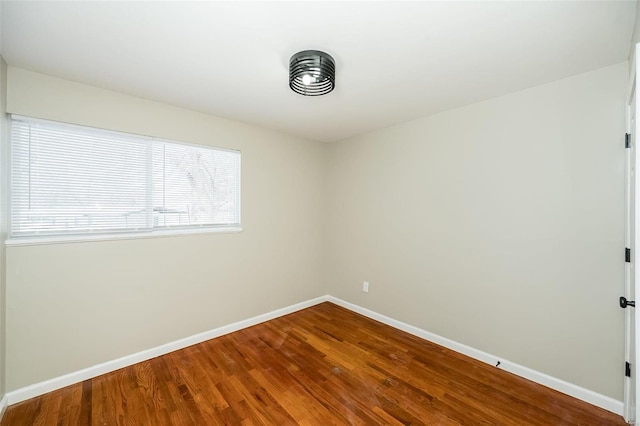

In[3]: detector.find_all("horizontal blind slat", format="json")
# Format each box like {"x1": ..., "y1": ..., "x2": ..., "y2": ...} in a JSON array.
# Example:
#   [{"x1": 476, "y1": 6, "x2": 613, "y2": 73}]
[{"x1": 10, "y1": 117, "x2": 240, "y2": 238}]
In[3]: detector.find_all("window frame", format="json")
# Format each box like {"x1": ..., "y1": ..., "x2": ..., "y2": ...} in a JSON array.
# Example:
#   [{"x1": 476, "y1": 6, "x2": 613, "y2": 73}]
[{"x1": 6, "y1": 115, "x2": 242, "y2": 246}]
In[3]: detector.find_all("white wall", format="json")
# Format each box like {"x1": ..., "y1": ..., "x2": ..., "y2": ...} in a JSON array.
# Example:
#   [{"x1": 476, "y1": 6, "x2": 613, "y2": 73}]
[
  {"x1": 325, "y1": 62, "x2": 628, "y2": 400},
  {"x1": 5, "y1": 68, "x2": 327, "y2": 391}
]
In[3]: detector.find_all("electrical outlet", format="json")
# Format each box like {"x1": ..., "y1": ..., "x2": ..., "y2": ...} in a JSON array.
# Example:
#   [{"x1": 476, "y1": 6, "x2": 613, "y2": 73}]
[{"x1": 363, "y1": 281, "x2": 369, "y2": 293}]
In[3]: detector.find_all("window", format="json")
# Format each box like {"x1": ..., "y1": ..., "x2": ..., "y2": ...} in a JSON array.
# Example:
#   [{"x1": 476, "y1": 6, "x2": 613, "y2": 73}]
[{"x1": 10, "y1": 116, "x2": 241, "y2": 241}]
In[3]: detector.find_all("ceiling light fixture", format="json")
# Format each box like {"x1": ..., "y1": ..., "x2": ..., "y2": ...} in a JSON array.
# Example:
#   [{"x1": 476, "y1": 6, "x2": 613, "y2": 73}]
[{"x1": 289, "y1": 50, "x2": 335, "y2": 96}]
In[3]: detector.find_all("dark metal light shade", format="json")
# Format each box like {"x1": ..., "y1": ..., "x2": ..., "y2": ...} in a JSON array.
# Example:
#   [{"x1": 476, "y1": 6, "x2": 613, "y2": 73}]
[{"x1": 289, "y1": 50, "x2": 335, "y2": 96}]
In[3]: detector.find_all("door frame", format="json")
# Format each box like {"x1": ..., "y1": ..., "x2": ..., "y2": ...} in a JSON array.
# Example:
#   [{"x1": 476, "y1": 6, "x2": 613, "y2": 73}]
[{"x1": 626, "y1": 43, "x2": 640, "y2": 424}]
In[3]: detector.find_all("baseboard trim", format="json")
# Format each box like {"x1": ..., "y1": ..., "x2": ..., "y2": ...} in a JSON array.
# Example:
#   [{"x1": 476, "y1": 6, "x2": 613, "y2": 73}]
[
  {"x1": 5, "y1": 294, "x2": 624, "y2": 416},
  {"x1": 326, "y1": 296, "x2": 624, "y2": 416},
  {"x1": 0, "y1": 394, "x2": 7, "y2": 422},
  {"x1": 6, "y1": 295, "x2": 330, "y2": 405}
]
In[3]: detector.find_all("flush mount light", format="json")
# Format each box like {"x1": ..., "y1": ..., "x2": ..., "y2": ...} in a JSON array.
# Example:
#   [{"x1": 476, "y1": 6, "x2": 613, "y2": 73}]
[{"x1": 289, "y1": 50, "x2": 336, "y2": 96}]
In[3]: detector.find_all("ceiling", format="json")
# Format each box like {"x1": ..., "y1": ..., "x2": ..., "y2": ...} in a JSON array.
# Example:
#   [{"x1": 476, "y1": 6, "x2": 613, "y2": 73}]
[{"x1": 1, "y1": 1, "x2": 636, "y2": 143}]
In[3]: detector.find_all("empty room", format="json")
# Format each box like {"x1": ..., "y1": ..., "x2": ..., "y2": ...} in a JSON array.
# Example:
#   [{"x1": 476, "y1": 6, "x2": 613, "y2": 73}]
[{"x1": 0, "y1": 0, "x2": 638, "y2": 424}]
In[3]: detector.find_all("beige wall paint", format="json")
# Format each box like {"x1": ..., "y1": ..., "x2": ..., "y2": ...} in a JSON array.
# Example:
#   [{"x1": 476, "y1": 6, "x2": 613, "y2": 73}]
[
  {"x1": 4, "y1": 61, "x2": 629, "y2": 402},
  {"x1": 5, "y1": 68, "x2": 327, "y2": 391},
  {"x1": 630, "y1": 1, "x2": 640, "y2": 70},
  {"x1": 325, "y1": 62, "x2": 627, "y2": 399},
  {"x1": 0, "y1": 57, "x2": 7, "y2": 399}
]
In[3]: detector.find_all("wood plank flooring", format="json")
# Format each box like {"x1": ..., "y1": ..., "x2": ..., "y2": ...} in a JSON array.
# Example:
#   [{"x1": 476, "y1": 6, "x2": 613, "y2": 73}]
[{"x1": 2, "y1": 302, "x2": 626, "y2": 425}]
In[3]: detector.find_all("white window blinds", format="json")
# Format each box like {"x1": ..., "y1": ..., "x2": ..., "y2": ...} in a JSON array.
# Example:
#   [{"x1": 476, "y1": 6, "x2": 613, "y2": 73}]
[{"x1": 10, "y1": 116, "x2": 241, "y2": 239}]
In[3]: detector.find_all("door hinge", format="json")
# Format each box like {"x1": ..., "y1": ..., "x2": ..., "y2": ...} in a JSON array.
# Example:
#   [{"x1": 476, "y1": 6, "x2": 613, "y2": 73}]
[
  {"x1": 626, "y1": 362, "x2": 631, "y2": 377},
  {"x1": 626, "y1": 133, "x2": 631, "y2": 149},
  {"x1": 626, "y1": 247, "x2": 631, "y2": 263}
]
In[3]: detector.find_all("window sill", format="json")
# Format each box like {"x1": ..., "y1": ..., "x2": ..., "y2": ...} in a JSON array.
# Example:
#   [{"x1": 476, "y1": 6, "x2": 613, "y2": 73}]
[{"x1": 5, "y1": 226, "x2": 243, "y2": 247}]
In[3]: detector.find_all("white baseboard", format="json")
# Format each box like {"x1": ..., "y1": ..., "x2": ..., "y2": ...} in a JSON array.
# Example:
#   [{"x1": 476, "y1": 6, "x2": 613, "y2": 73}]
[
  {"x1": 0, "y1": 394, "x2": 7, "y2": 422},
  {"x1": 6, "y1": 295, "x2": 330, "y2": 405},
  {"x1": 326, "y1": 296, "x2": 624, "y2": 416},
  {"x1": 5, "y1": 294, "x2": 624, "y2": 417}
]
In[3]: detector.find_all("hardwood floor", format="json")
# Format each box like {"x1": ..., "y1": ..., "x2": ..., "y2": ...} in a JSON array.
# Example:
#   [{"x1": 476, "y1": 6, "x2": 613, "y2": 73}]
[{"x1": 2, "y1": 302, "x2": 626, "y2": 425}]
